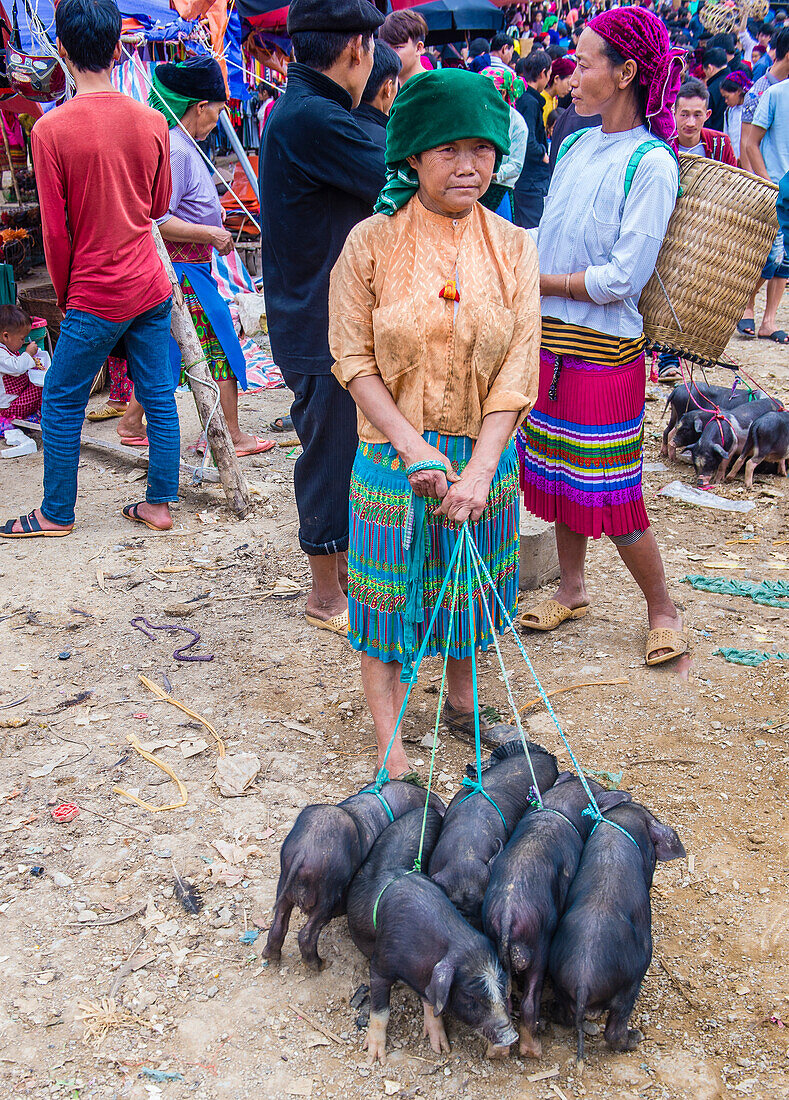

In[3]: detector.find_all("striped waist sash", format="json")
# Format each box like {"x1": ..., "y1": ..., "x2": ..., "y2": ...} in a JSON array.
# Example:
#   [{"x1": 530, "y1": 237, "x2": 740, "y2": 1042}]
[{"x1": 541, "y1": 317, "x2": 646, "y2": 367}]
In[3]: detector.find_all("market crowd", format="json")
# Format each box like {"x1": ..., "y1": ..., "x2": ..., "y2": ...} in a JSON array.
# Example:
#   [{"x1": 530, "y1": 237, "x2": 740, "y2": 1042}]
[{"x1": 2, "y1": 0, "x2": 788, "y2": 775}]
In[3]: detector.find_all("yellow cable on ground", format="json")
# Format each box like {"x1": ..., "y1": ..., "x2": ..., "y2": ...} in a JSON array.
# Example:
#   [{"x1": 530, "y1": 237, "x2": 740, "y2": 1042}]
[
  {"x1": 517, "y1": 678, "x2": 629, "y2": 715},
  {"x1": 113, "y1": 733, "x2": 188, "y2": 812},
  {"x1": 138, "y1": 674, "x2": 226, "y2": 757}
]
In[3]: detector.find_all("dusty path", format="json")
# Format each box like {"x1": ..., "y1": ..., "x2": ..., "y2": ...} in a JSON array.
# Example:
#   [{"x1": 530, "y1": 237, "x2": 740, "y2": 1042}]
[{"x1": 0, "y1": 306, "x2": 787, "y2": 1100}]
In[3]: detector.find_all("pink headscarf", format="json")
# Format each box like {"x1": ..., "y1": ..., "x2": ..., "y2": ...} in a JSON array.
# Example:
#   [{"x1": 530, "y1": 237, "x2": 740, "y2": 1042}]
[{"x1": 588, "y1": 6, "x2": 686, "y2": 142}]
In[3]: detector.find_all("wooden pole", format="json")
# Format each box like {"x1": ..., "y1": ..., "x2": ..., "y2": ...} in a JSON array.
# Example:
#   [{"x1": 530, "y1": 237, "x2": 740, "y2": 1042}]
[
  {"x1": 0, "y1": 114, "x2": 22, "y2": 207},
  {"x1": 151, "y1": 223, "x2": 251, "y2": 518}
]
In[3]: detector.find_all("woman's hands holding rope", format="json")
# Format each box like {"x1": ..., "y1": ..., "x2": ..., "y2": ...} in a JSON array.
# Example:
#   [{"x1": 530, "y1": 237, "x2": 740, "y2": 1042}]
[
  {"x1": 434, "y1": 462, "x2": 494, "y2": 523},
  {"x1": 405, "y1": 440, "x2": 460, "y2": 501}
]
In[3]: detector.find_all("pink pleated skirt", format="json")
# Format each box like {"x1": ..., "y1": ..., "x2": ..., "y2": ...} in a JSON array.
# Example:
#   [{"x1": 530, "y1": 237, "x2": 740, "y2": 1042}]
[{"x1": 518, "y1": 348, "x2": 650, "y2": 539}]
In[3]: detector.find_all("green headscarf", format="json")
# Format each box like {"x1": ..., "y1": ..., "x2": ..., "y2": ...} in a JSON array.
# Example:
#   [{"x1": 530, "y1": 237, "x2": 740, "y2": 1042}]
[
  {"x1": 149, "y1": 69, "x2": 201, "y2": 129},
  {"x1": 374, "y1": 68, "x2": 511, "y2": 216}
]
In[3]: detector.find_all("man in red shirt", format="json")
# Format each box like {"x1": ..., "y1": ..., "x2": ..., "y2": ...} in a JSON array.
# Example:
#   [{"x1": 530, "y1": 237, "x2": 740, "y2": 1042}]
[
  {"x1": 1, "y1": 0, "x2": 178, "y2": 539},
  {"x1": 674, "y1": 78, "x2": 737, "y2": 164}
]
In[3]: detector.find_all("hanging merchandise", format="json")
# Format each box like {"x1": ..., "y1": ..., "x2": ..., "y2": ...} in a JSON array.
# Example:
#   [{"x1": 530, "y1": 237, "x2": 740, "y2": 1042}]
[
  {"x1": 5, "y1": 42, "x2": 65, "y2": 101},
  {"x1": 3, "y1": 0, "x2": 70, "y2": 103}
]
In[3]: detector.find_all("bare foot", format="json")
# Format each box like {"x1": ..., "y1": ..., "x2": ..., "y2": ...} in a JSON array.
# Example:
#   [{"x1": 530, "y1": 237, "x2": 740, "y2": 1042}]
[
  {"x1": 304, "y1": 593, "x2": 347, "y2": 623},
  {"x1": 128, "y1": 501, "x2": 173, "y2": 531},
  {"x1": 378, "y1": 746, "x2": 411, "y2": 779},
  {"x1": 6, "y1": 508, "x2": 72, "y2": 534},
  {"x1": 550, "y1": 581, "x2": 589, "y2": 611},
  {"x1": 423, "y1": 1002, "x2": 451, "y2": 1055},
  {"x1": 229, "y1": 429, "x2": 270, "y2": 454},
  {"x1": 117, "y1": 413, "x2": 145, "y2": 440},
  {"x1": 337, "y1": 551, "x2": 349, "y2": 596}
]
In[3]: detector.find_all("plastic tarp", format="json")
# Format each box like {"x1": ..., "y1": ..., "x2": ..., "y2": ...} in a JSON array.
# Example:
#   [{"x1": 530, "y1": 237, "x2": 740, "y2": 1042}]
[
  {"x1": 407, "y1": 0, "x2": 505, "y2": 34},
  {"x1": 12, "y1": 0, "x2": 190, "y2": 51}
]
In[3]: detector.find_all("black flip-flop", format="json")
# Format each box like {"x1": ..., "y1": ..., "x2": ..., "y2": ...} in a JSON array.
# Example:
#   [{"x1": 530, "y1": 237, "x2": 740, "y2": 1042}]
[
  {"x1": 737, "y1": 319, "x2": 756, "y2": 337},
  {"x1": 758, "y1": 330, "x2": 789, "y2": 344},
  {"x1": 0, "y1": 511, "x2": 73, "y2": 539},
  {"x1": 268, "y1": 415, "x2": 294, "y2": 433},
  {"x1": 121, "y1": 503, "x2": 172, "y2": 533}
]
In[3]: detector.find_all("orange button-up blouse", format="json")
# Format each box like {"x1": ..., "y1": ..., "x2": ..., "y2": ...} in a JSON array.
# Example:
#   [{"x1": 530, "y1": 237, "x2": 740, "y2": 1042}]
[{"x1": 329, "y1": 197, "x2": 540, "y2": 444}]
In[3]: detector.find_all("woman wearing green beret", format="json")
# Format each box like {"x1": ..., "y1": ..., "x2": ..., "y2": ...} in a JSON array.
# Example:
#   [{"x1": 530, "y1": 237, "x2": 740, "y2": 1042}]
[{"x1": 330, "y1": 68, "x2": 540, "y2": 781}]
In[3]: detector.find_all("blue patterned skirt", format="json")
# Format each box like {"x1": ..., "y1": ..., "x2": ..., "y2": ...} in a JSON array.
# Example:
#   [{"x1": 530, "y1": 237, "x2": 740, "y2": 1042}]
[{"x1": 348, "y1": 432, "x2": 519, "y2": 665}]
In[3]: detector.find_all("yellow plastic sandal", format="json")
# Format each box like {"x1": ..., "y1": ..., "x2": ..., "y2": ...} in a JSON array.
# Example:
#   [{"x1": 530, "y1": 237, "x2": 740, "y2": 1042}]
[{"x1": 517, "y1": 599, "x2": 590, "y2": 633}]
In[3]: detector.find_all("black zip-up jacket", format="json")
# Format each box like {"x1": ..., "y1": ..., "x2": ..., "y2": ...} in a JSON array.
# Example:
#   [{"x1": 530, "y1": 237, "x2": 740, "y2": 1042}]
[
  {"x1": 514, "y1": 85, "x2": 550, "y2": 193},
  {"x1": 351, "y1": 101, "x2": 388, "y2": 150},
  {"x1": 260, "y1": 63, "x2": 386, "y2": 375}
]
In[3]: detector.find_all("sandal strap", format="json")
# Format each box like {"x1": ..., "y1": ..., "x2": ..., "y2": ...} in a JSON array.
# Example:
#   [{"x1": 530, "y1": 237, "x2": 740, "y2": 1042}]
[{"x1": 646, "y1": 628, "x2": 689, "y2": 658}]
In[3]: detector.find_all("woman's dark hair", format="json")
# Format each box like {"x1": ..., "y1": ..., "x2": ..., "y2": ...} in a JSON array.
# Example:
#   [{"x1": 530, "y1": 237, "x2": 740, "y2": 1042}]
[
  {"x1": 361, "y1": 40, "x2": 402, "y2": 103},
  {"x1": 55, "y1": 0, "x2": 122, "y2": 73},
  {"x1": 291, "y1": 31, "x2": 373, "y2": 72},
  {"x1": 0, "y1": 304, "x2": 30, "y2": 330},
  {"x1": 599, "y1": 38, "x2": 648, "y2": 126},
  {"x1": 545, "y1": 44, "x2": 567, "y2": 60},
  {"x1": 518, "y1": 49, "x2": 552, "y2": 81}
]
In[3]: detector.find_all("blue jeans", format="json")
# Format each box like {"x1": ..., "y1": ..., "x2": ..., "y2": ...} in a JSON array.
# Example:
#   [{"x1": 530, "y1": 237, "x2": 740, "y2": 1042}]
[
  {"x1": 761, "y1": 231, "x2": 789, "y2": 280},
  {"x1": 41, "y1": 297, "x2": 179, "y2": 526}
]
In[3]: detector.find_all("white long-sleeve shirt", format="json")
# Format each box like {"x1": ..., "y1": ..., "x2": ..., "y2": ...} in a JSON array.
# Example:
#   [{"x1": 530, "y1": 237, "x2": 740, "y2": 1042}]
[
  {"x1": 496, "y1": 106, "x2": 529, "y2": 189},
  {"x1": 536, "y1": 125, "x2": 679, "y2": 338},
  {"x1": 0, "y1": 344, "x2": 50, "y2": 408}
]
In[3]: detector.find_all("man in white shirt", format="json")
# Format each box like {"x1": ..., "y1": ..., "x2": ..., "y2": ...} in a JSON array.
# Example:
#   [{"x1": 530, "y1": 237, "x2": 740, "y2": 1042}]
[{"x1": 744, "y1": 79, "x2": 789, "y2": 343}]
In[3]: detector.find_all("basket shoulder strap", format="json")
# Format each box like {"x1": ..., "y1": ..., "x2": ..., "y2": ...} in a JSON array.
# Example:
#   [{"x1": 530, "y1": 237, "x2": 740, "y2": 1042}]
[
  {"x1": 555, "y1": 127, "x2": 592, "y2": 165},
  {"x1": 624, "y1": 139, "x2": 681, "y2": 199}
]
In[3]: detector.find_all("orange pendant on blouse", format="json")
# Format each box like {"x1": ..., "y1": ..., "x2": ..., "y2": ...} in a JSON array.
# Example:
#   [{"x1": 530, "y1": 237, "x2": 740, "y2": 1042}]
[{"x1": 439, "y1": 277, "x2": 460, "y2": 302}]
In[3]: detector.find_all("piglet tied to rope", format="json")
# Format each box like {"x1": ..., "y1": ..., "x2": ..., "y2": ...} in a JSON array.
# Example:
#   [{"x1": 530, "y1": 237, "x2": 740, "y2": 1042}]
[{"x1": 130, "y1": 616, "x2": 214, "y2": 662}]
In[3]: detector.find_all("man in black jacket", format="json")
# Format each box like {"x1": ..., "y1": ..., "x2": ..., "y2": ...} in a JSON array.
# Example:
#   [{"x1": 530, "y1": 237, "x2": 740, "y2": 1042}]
[
  {"x1": 260, "y1": 0, "x2": 386, "y2": 636},
  {"x1": 703, "y1": 46, "x2": 728, "y2": 131},
  {"x1": 513, "y1": 50, "x2": 552, "y2": 228},
  {"x1": 352, "y1": 40, "x2": 401, "y2": 149}
]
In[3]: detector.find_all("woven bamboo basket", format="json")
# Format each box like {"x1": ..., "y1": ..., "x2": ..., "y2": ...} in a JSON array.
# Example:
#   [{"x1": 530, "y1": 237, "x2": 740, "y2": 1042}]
[{"x1": 639, "y1": 155, "x2": 779, "y2": 365}]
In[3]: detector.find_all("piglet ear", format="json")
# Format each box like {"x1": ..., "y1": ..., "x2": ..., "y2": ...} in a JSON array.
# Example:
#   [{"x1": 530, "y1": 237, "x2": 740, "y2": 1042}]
[
  {"x1": 596, "y1": 790, "x2": 632, "y2": 813},
  {"x1": 645, "y1": 812, "x2": 686, "y2": 862},
  {"x1": 694, "y1": 416, "x2": 703, "y2": 433},
  {"x1": 425, "y1": 958, "x2": 455, "y2": 1016}
]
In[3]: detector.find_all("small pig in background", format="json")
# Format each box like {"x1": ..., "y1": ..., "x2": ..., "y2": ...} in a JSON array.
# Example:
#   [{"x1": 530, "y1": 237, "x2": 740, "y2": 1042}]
[
  {"x1": 429, "y1": 740, "x2": 558, "y2": 929},
  {"x1": 347, "y1": 806, "x2": 517, "y2": 1064},
  {"x1": 483, "y1": 774, "x2": 632, "y2": 1058},
  {"x1": 263, "y1": 781, "x2": 445, "y2": 969},
  {"x1": 684, "y1": 399, "x2": 776, "y2": 485},
  {"x1": 661, "y1": 381, "x2": 755, "y2": 456},
  {"x1": 727, "y1": 410, "x2": 789, "y2": 488},
  {"x1": 548, "y1": 800, "x2": 685, "y2": 1066}
]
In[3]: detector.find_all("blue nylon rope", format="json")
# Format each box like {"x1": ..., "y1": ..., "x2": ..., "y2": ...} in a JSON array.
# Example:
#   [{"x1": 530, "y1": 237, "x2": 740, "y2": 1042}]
[
  {"x1": 534, "y1": 805, "x2": 583, "y2": 841},
  {"x1": 584, "y1": 806, "x2": 641, "y2": 851},
  {"x1": 466, "y1": 535, "x2": 545, "y2": 806},
  {"x1": 462, "y1": 532, "x2": 605, "y2": 824},
  {"x1": 361, "y1": 786, "x2": 394, "y2": 823},
  {"x1": 401, "y1": 460, "x2": 454, "y2": 683},
  {"x1": 374, "y1": 529, "x2": 466, "y2": 784},
  {"x1": 458, "y1": 776, "x2": 507, "y2": 827}
]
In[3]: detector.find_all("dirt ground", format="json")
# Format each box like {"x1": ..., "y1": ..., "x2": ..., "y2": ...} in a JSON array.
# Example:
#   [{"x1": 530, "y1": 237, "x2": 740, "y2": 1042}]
[{"x1": 0, "y1": 285, "x2": 788, "y2": 1100}]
